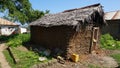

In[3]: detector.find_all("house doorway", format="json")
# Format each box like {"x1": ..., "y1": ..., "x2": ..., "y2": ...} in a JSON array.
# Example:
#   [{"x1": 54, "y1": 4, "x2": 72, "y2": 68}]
[
  {"x1": 90, "y1": 27, "x2": 99, "y2": 53},
  {"x1": 92, "y1": 27, "x2": 99, "y2": 50}
]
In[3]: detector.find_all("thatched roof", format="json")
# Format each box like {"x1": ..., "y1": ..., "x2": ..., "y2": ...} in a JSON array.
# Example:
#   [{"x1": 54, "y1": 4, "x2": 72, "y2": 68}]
[
  {"x1": 30, "y1": 3, "x2": 105, "y2": 27},
  {"x1": 0, "y1": 18, "x2": 19, "y2": 26}
]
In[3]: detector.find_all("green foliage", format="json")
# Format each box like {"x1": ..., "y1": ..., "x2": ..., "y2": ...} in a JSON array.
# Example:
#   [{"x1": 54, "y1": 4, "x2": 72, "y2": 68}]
[
  {"x1": 116, "y1": 41, "x2": 120, "y2": 47},
  {"x1": 2, "y1": 34, "x2": 52, "y2": 68},
  {"x1": 0, "y1": 0, "x2": 49, "y2": 24},
  {"x1": 7, "y1": 34, "x2": 30, "y2": 47},
  {"x1": 0, "y1": 34, "x2": 17, "y2": 41},
  {"x1": 3, "y1": 46, "x2": 53, "y2": 68},
  {"x1": 0, "y1": 35, "x2": 10, "y2": 41},
  {"x1": 3, "y1": 50, "x2": 15, "y2": 66},
  {"x1": 3, "y1": 47, "x2": 40, "y2": 68},
  {"x1": 100, "y1": 34, "x2": 120, "y2": 50}
]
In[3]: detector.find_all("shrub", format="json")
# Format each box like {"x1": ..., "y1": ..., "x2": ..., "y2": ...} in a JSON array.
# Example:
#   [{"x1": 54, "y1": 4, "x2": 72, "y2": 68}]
[
  {"x1": 100, "y1": 34, "x2": 120, "y2": 50},
  {"x1": 7, "y1": 34, "x2": 30, "y2": 47},
  {"x1": 0, "y1": 34, "x2": 17, "y2": 41}
]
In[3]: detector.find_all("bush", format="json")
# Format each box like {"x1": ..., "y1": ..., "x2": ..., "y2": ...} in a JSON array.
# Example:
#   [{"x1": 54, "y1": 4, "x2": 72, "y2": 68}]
[
  {"x1": 0, "y1": 34, "x2": 17, "y2": 41},
  {"x1": 100, "y1": 34, "x2": 120, "y2": 50},
  {"x1": 7, "y1": 34, "x2": 30, "y2": 47}
]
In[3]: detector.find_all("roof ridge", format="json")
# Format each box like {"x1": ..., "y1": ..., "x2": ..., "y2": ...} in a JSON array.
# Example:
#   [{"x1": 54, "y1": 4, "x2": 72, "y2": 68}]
[{"x1": 63, "y1": 3, "x2": 101, "y2": 13}]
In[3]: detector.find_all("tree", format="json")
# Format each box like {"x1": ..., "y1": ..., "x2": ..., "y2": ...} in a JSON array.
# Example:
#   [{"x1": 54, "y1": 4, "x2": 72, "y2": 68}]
[{"x1": 0, "y1": 0, "x2": 49, "y2": 24}]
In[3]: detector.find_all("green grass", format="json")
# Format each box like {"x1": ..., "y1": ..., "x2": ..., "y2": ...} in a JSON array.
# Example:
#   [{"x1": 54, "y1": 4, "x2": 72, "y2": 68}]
[
  {"x1": 3, "y1": 47, "x2": 52, "y2": 68},
  {"x1": 2, "y1": 34, "x2": 53, "y2": 68},
  {"x1": 3, "y1": 50, "x2": 15, "y2": 67},
  {"x1": 111, "y1": 54, "x2": 120, "y2": 66}
]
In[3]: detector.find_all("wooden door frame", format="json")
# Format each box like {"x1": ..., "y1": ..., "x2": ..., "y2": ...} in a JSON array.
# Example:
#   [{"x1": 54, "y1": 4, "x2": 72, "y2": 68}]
[{"x1": 89, "y1": 27, "x2": 99, "y2": 53}]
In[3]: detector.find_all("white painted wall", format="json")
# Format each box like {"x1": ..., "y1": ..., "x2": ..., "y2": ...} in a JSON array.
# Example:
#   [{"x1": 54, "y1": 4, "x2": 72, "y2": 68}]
[
  {"x1": 0, "y1": 26, "x2": 17, "y2": 36},
  {"x1": 20, "y1": 27, "x2": 27, "y2": 33}
]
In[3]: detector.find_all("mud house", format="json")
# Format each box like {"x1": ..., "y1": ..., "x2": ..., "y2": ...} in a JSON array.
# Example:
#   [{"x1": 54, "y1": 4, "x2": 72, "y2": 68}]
[
  {"x1": 102, "y1": 11, "x2": 120, "y2": 39},
  {"x1": 30, "y1": 4, "x2": 105, "y2": 58},
  {"x1": 0, "y1": 18, "x2": 19, "y2": 36}
]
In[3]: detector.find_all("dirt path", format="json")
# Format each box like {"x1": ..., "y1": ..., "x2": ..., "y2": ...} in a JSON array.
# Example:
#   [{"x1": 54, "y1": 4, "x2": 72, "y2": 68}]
[{"x1": 0, "y1": 43, "x2": 11, "y2": 68}]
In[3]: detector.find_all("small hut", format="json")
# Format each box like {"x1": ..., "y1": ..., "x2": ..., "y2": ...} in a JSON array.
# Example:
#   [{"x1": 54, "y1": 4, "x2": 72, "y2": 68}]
[{"x1": 30, "y1": 3, "x2": 105, "y2": 58}]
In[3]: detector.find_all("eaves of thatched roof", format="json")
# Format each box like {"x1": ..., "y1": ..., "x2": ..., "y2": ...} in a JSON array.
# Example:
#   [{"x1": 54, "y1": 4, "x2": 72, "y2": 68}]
[
  {"x1": 0, "y1": 18, "x2": 19, "y2": 26},
  {"x1": 30, "y1": 3, "x2": 105, "y2": 27}
]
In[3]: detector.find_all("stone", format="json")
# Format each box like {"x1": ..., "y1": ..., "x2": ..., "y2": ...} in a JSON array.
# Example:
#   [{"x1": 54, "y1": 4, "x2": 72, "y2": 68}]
[{"x1": 39, "y1": 57, "x2": 47, "y2": 61}]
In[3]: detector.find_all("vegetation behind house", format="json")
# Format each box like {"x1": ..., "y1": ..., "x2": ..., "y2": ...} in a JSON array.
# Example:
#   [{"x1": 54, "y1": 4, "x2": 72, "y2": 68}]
[
  {"x1": 6, "y1": 34, "x2": 30, "y2": 47},
  {"x1": 100, "y1": 34, "x2": 120, "y2": 50}
]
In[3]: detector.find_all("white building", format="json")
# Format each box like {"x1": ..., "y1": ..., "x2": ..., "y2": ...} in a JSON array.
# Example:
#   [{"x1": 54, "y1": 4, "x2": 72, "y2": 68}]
[
  {"x1": 0, "y1": 18, "x2": 19, "y2": 36},
  {"x1": 19, "y1": 27, "x2": 27, "y2": 34}
]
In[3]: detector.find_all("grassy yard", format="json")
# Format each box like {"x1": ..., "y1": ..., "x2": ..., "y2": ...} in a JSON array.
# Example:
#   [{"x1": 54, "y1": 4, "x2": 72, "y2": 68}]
[
  {"x1": 1, "y1": 34, "x2": 52, "y2": 68},
  {"x1": 3, "y1": 47, "x2": 52, "y2": 68},
  {"x1": 3, "y1": 47, "x2": 38, "y2": 68}
]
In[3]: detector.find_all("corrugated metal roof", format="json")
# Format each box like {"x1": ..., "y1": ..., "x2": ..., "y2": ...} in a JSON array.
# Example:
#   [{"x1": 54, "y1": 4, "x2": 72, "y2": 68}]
[
  {"x1": 105, "y1": 11, "x2": 120, "y2": 20},
  {"x1": 0, "y1": 18, "x2": 18, "y2": 26}
]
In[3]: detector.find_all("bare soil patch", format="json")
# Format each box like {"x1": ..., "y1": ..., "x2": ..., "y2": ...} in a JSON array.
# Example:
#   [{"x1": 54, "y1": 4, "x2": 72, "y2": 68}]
[{"x1": 46, "y1": 49, "x2": 118, "y2": 68}]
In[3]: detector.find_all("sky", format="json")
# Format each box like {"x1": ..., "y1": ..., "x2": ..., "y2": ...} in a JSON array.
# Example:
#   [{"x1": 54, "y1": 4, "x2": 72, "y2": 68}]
[{"x1": 29, "y1": 0, "x2": 120, "y2": 13}]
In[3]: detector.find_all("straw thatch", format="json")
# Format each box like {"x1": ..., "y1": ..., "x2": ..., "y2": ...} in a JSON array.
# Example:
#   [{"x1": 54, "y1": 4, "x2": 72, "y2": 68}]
[
  {"x1": 30, "y1": 3, "x2": 105, "y2": 27},
  {"x1": 0, "y1": 18, "x2": 18, "y2": 26}
]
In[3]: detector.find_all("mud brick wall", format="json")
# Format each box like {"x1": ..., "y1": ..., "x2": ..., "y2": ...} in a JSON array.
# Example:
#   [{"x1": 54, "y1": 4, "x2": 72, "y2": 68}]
[
  {"x1": 66, "y1": 29, "x2": 92, "y2": 58},
  {"x1": 30, "y1": 26, "x2": 75, "y2": 51},
  {"x1": 30, "y1": 25, "x2": 100, "y2": 58}
]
